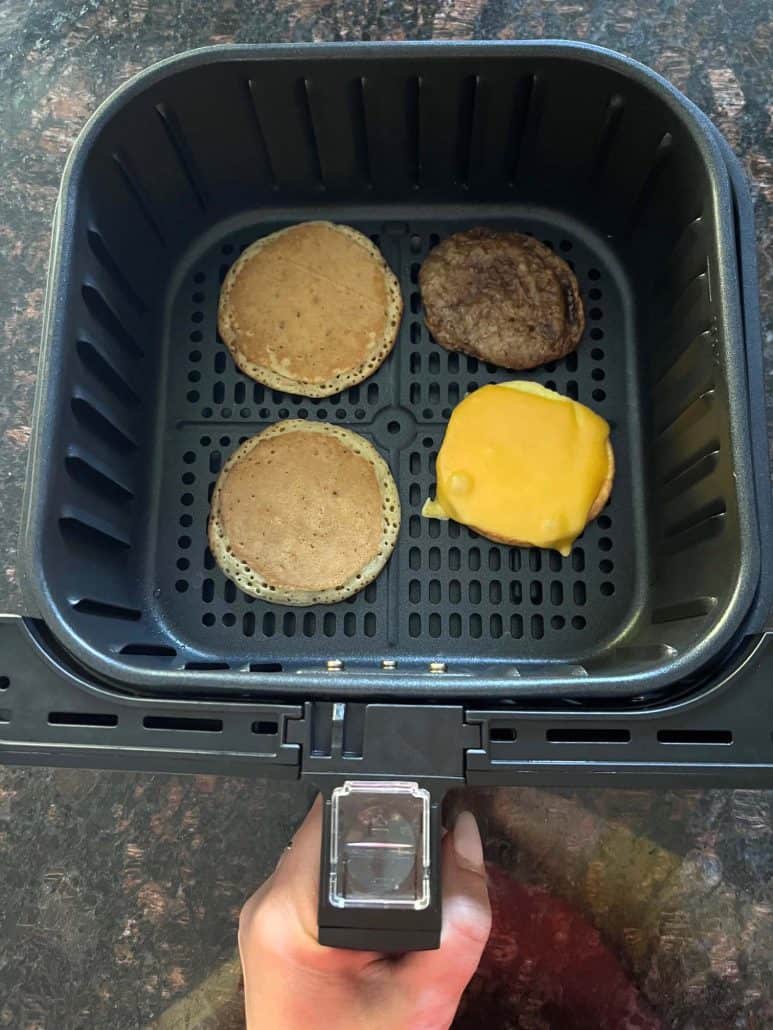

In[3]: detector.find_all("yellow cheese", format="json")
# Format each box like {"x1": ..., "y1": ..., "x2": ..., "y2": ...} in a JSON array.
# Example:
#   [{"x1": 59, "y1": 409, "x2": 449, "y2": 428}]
[{"x1": 422, "y1": 381, "x2": 611, "y2": 556}]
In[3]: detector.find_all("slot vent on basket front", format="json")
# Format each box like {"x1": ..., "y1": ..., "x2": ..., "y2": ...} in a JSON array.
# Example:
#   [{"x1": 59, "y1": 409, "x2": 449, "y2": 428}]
[
  {"x1": 76, "y1": 340, "x2": 141, "y2": 409},
  {"x1": 143, "y1": 715, "x2": 223, "y2": 732},
  {"x1": 547, "y1": 728, "x2": 631, "y2": 743},
  {"x1": 49, "y1": 711, "x2": 118, "y2": 727},
  {"x1": 81, "y1": 285, "x2": 143, "y2": 359},
  {"x1": 112, "y1": 149, "x2": 166, "y2": 246},
  {"x1": 657, "y1": 729, "x2": 732, "y2": 745},
  {"x1": 86, "y1": 230, "x2": 148, "y2": 314},
  {"x1": 155, "y1": 103, "x2": 208, "y2": 210}
]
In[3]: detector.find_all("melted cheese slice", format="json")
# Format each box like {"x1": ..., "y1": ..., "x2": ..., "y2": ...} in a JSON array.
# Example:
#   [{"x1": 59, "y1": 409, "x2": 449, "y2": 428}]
[{"x1": 422, "y1": 381, "x2": 611, "y2": 556}]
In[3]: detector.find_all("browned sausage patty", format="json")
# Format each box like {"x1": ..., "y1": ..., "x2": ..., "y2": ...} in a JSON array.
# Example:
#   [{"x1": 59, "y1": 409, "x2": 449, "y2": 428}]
[{"x1": 419, "y1": 229, "x2": 585, "y2": 371}]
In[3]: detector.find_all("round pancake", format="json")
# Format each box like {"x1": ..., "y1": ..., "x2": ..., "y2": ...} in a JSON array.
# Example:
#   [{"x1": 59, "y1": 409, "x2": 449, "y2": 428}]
[
  {"x1": 218, "y1": 222, "x2": 402, "y2": 398},
  {"x1": 208, "y1": 421, "x2": 400, "y2": 605},
  {"x1": 419, "y1": 228, "x2": 584, "y2": 370}
]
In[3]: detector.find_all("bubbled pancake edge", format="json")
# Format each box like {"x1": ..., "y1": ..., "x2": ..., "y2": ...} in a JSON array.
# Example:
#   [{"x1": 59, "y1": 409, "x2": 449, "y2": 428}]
[
  {"x1": 208, "y1": 420, "x2": 401, "y2": 606},
  {"x1": 217, "y1": 221, "x2": 403, "y2": 399}
]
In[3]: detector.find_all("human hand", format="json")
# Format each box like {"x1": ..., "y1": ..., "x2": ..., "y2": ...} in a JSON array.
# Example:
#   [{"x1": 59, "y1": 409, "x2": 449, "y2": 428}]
[{"x1": 238, "y1": 795, "x2": 491, "y2": 1030}]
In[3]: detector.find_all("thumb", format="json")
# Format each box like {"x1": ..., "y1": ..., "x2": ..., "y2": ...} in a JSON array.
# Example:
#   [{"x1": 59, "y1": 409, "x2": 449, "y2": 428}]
[{"x1": 401, "y1": 811, "x2": 491, "y2": 1005}]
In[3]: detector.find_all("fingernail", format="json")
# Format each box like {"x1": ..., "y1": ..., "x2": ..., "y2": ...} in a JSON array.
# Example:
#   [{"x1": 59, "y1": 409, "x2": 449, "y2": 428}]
[{"x1": 453, "y1": 811, "x2": 484, "y2": 872}]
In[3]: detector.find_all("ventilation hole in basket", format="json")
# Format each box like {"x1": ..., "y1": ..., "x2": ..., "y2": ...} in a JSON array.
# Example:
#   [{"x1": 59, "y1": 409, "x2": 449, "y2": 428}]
[
  {"x1": 447, "y1": 579, "x2": 460, "y2": 604},
  {"x1": 469, "y1": 581, "x2": 482, "y2": 604},
  {"x1": 193, "y1": 271, "x2": 205, "y2": 284},
  {"x1": 263, "y1": 612, "x2": 276, "y2": 637},
  {"x1": 222, "y1": 612, "x2": 236, "y2": 627},
  {"x1": 529, "y1": 581, "x2": 541, "y2": 604},
  {"x1": 591, "y1": 367, "x2": 605, "y2": 382},
  {"x1": 202, "y1": 407, "x2": 213, "y2": 418},
  {"x1": 531, "y1": 614, "x2": 544, "y2": 639},
  {"x1": 177, "y1": 557, "x2": 190, "y2": 571},
  {"x1": 409, "y1": 579, "x2": 421, "y2": 603},
  {"x1": 204, "y1": 548, "x2": 215, "y2": 570},
  {"x1": 175, "y1": 579, "x2": 188, "y2": 593},
  {"x1": 574, "y1": 582, "x2": 587, "y2": 605},
  {"x1": 599, "y1": 536, "x2": 613, "y2": 552},
  {"x1": 566, "y1": 380, "x2": 579, "y2": 400},
  {"x1": 572, "y1": 615, "x2": 586, "y2": 629},
  {"x1": 588, "y1": 268, "x2": 601, "y2": 280},
  {"x1": 448, "y1": 547, "x2": 461, "y2": 571},
  {"x1": 551, "y1": 615, "x2": 565, "y2": 629},
  {"x1": 409, "y1": 613, "x2": 421, "y2": 637},
  {"x1": 565, "y1": 352, "x2": 578, "y2": 373},
  {"x1": 485, "y1": 613, "x2": 501, "y2": 638},
  {"x1": 202, "y1": 612, "x2": 215, "y2": 626},
  {"x1": 511, "y1": 614, "x2": 524, "y2": 638},
  {"x1": 224, "y1": 580, "x2": 236, "y2": 603},
  {"x1": 202, "y1": 579, "x2": 214, "y2": 602},
  {"x1": 600, "y1": 558, "x2": 614, "y2": 573},
  {"x1": 0, "y1": 677, "x2": 9, "y2": 690},
  {"x1": 600, "y1": 581, "x2": 615, "y2": 596},
  {"x1": 510, "y1": 582, "x2": 522, "y2": 604}
]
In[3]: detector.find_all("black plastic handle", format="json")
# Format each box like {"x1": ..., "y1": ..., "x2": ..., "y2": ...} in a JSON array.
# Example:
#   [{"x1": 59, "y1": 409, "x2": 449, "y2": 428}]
[{"x1": 317, "y1": 784, "x2": 444, "y2": 952}]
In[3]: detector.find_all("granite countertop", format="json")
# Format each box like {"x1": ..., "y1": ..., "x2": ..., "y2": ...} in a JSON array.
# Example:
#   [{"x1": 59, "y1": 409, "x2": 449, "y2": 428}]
[{"x1": 0, "y1": 2, "x2": 771, "y2": 1028}]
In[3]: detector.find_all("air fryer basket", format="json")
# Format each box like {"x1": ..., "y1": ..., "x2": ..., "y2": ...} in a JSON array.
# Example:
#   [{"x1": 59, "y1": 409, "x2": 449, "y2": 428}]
[{"x1": 20, "y1": 42, "x2": 765, "y2": 700}]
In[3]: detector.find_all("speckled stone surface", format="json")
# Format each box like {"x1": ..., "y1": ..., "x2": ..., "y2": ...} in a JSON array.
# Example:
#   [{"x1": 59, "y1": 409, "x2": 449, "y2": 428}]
[{"x1": 0, "y1": 2, "x2": 771, "y2": 1028}]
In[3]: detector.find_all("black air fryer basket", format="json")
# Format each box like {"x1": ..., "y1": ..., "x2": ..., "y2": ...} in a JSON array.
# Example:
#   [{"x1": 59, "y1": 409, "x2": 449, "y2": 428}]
[{"x1": 4, "y1": 42, "x2": 772, "y2": 949}]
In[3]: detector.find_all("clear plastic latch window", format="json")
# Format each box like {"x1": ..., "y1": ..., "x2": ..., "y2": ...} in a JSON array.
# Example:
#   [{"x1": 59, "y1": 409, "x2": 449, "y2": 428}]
[{"x1": 329, "y1": 781, "x2": 431, "y2": 910}]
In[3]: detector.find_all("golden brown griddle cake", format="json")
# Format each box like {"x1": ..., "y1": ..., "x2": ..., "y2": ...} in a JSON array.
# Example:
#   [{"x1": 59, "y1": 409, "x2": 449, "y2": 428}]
[
  {"x1": 218, "y1": 221, "x2": 402, "y2": 398},
  {"x1": 208, "y1": 421, "x2": 400, "y2": 606},
  {"x1": 419, "y1": 228, "x2": 584, "y2": 370}
]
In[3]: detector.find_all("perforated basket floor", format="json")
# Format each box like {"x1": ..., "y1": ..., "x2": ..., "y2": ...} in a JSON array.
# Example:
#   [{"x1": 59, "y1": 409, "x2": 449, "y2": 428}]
[{"x1": 151, "y1": 210, "x2": 641, "y2": 672}]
